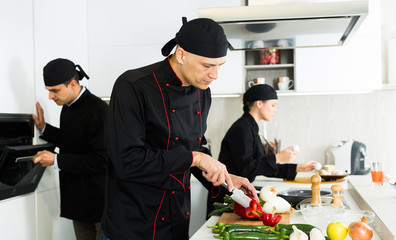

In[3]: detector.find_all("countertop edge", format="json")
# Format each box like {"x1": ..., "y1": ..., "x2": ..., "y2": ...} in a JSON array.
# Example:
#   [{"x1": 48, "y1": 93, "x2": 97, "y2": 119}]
[{"x1": 347, "y1": 177, "x2": 396, "y2": 240}]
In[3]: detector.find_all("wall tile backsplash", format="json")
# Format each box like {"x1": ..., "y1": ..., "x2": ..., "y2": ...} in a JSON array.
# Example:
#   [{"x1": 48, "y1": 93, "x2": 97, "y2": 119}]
[{"x1": 206, "y1": 90, "x2": 396, "y2": 178}]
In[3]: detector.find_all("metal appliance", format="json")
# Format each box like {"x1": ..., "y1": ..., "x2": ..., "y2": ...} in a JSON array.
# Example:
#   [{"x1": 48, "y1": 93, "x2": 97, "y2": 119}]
[
  {"x1": 325, "y1": 140, "x2": 370, "y2": 175},
  {"x1": 199, "y1": 0, "x2": 368, "y2": 50},
  {"x1": 0, "y1": 113, "x2": 54, "y2": 201}
]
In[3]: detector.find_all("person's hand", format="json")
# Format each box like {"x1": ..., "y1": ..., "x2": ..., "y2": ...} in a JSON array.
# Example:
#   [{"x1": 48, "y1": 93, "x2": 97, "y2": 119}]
[
  {"x1": 296, "y1": 161, "x2": 317, "y2": 172},
  {"x1": 191, "y1": 151, "x2": 234, "y2": 191},
  {"x1": 32, "y1": 101, "x2": 45, "y2": 131},
  {"x1": 229, "y1": 174, "x2": 259, "y2": 203},
  {"x1": 33, "y1": 150, "x2": 55, "y2": 167},
  {"x1": 275, "y1": 146, "x2": 298, "y2": 163}
]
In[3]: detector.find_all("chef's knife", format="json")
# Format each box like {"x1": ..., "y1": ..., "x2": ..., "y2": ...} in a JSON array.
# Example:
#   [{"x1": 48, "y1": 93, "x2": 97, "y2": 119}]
[
  {"x1": 15, "y1": 155, "x2": 35, "y2": 163},
  {"x1": 222, "y1": 182, "x2": 252, "y2": 208}
]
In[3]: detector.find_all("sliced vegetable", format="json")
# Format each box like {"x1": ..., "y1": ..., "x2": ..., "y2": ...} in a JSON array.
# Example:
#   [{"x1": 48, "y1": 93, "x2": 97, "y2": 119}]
[
  {"x1": 259, "y1": 185, "x2": 278, "y2": 202},
  {"x1": 234, "y1": 198, "x2": 264, "y2": 220},
  {"x1": 348, "y1": 216, "x2": 373, "y2": 240},
  {"x1": 261, "y1": 212, "x2": 282, "y2": 227},
  {"x1": 262, "y1": 196, "x2": 291, "y2": 214}
]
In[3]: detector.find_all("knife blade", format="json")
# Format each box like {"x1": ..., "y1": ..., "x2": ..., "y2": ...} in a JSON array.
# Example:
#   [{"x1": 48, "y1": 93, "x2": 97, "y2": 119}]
[
  {"x1": 15, "y1": 155, "x2": 36, "y2": 163},
  {"x1": 222, "y1": 182, "x2": 252, "y2": 208}
]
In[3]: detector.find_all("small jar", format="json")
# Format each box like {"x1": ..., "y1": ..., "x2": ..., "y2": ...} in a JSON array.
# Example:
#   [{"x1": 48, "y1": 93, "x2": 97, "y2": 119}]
[{"x1": 259, "y1": 49, "x2": 279, "y2": 65}]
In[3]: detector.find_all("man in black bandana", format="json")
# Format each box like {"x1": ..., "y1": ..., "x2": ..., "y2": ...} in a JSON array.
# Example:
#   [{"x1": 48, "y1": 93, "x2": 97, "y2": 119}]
[
  {"x1": 102, "y1": 18, "x2": 258, "y2": 240},
  {"x1": 32, "y1": 58, "x2": 108, "y2": 240}
]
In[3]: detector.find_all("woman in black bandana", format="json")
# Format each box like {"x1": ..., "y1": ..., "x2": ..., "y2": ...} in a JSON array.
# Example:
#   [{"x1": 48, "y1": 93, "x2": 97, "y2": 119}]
[{"x1": 206, "y1": 84, "x2": 316, "y2": 217}]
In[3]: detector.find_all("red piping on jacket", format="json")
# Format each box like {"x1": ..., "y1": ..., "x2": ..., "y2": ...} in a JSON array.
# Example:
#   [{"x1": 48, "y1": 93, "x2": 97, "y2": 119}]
[
  {"x1": 211, "y1": 186, "x2": 221, "y2": 198},
  {"x1": 153, "y1": 190, "x2": 167, "y2": 240},
  {"x1": 197, "y1": 89, "x2": 203, "y2": 147},
  {"x1": 168, "y1": 57, "x2": 183, "y2": 85},
  {"x1": 169, "y1": 173, "x2": 185, "y2": 191},
  {"x1": 153, "y1": 72, "x2": 170, "y2": 150}
]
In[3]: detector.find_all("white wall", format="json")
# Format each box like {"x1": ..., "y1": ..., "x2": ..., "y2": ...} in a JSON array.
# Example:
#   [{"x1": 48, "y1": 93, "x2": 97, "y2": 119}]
[{"x1": 1, "y1": 0, "x2": 88, "y2": 239}]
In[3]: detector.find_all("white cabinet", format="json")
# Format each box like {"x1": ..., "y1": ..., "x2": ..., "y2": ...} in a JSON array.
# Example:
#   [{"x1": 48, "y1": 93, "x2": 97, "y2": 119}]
[
  {"x1": 87, "y1": 0, "x2": 242, "y2": 97},
  {"x1": 0, "y1": 195, "x2": 37, "y2": 240},
  {"x1": 294, "y1": 0, "x2": 381, "y2": 93}
]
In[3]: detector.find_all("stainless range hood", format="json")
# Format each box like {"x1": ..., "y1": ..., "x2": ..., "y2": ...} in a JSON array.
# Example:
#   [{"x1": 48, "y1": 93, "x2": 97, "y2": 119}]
[{"x1": 198, "y1": 1, "x2": 368, "y2": 50}]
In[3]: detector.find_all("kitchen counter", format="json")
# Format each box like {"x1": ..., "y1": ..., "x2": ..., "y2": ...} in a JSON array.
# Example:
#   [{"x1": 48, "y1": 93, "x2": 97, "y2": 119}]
[{"x1": 190, "y1": 173, "x2": 393, "y2": 240}]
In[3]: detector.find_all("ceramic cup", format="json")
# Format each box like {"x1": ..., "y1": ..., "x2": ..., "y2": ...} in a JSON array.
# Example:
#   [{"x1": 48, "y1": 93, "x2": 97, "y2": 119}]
[
  {"x1": 248, "y1": 77, "x2": 265, "y2": 87},
  {"x1": 278, "y1": 78, "x2": 294, "y2": 90}
]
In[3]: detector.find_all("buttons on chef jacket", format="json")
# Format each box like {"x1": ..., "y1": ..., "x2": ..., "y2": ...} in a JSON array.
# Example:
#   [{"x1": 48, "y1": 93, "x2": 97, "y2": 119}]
[
  {"x1": 166, "y1": 83, "x2": 169, "y2": 87},
  {"x1": 185, "y1": 212, "x2": 190, "y2": 216},
  {"x1": 188, "y1": 186, "x2": 191, "y2": 190},
  {"x1": 171, "y1": 109, "x2": 175, "y2": 113},
  {"x1": 175, "y1": 137, "x2": 179, "y2": 141},
  {"x1": 161, "y1": 217, "x2": 165, "y2": 221},
  {"x1": 198, "y1": 137, "x2": 202, "y2": 141},
  {"x1": 171, "y1": 191, "x2": 175, "y2": 194},
  {"x1": 196, "y1": 111, "x2": 200, "y2": 115}
]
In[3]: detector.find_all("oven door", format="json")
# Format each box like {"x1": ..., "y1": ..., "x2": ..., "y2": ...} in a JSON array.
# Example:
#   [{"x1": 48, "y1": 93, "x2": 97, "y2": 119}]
[{"x1": 0, "y1": 143, "x2": 55, "y2": 201}]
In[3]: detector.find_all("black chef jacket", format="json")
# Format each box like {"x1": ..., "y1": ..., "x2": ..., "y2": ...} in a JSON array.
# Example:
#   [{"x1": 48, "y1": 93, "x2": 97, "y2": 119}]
[
  {"x1": 102, "y1": 57, "x2": 213, "y2": 240},
  {"x1": 41, "y1": 89, "x2": 108, "y2": 222},
  {"x1": 206, "y1": 113, "x2": 297, "y2": 216}
]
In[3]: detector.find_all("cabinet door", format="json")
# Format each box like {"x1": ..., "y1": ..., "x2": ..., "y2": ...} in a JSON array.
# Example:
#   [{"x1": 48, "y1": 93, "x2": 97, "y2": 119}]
[
  {"x1": 295, "y1": 0, "x2": 381, "y2": 93},
  {"x1": 87, "y1": 0, "x2": 242, "y2": 97},
  {"x1": 210, "y1": 50, "x2": 244, "y2": 95},
  {"x1": 294, "y1": 35, "x2": 381, "y2": 92}
]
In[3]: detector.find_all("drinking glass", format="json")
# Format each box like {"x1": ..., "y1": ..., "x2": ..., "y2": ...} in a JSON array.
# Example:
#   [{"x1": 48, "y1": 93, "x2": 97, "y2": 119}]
[{"x1": 370, "y1": 161, "x2": 384, "y2": 186}]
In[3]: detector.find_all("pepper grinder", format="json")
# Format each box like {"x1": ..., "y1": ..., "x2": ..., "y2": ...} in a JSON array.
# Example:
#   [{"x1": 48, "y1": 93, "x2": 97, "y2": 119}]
[
  {"x1": 331, "y1": 184, "x2": 344, "y2": 208},
  {"x1": 310, "y1": 174, "x2": 322, "y2": 204}
]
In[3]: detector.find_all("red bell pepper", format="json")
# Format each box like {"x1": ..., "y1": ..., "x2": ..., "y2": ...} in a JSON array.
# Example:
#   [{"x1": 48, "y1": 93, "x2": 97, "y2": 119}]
[
  {"x1": 261, "y1": 212, "x2": 282, "y2": 227},
  {"x1": 234, "y1": 195, "x2": 282, "y2": 227},
  {"x1": 234, "y1": 198, "x2": 264, "y2": 220}
]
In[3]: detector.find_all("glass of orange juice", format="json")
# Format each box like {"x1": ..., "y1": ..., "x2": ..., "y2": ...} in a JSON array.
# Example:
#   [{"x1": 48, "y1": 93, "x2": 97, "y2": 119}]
[{"x1": 370, "y1": 161, "x2": 384, "y2": 186}]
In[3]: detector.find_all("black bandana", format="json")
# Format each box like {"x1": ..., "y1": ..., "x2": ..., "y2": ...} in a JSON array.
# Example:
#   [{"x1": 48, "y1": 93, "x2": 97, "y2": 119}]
[
  {"x1": 243, "y1": 84, "x2": 278, "y2": 104},
  {"x1": 161, "y1": 18, "x2": 228, "y2": 58},
  {"x1": 43, "y1": 58, "x2": 89, "y2": 86}
]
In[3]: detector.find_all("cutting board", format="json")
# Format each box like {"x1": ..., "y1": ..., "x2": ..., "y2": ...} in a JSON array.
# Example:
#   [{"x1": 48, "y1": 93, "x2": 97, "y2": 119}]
[
  {"x1": 283, "y1": 176, "x2": 345, "y2": 184},
  {"x1": 217, "y1": 212, "x2": 290, "y2": 225}
]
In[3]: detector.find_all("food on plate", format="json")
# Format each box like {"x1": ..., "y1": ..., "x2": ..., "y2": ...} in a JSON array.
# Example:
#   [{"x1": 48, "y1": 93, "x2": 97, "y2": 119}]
[
  {"x1": 259, "y1": 185, "x2": 278, "y2": 202},
  {"x1": 348, "y1": 216, "x2": 373, "y2": 240},
  {"x1": 332, "y1": 169, "x2": 345, "y2": 175},
  {"x1": 310, "y1": 228, "x2": 326, "y2": 240},
  {"x1": 327, "y1": 222, "x2": 347, "y2": 240},
  {"x1": 314, "y1": 162, "x2": 322, "y2": 171},
  {"x1": 262, "y1": 196, "x2": 291, "y2": 214},
  {"x1": 320, "y1": 169, "x2": 328, "y2": 175},
  {"x1": 290, "y1": 225, "x2": 308, "y2": 240}
]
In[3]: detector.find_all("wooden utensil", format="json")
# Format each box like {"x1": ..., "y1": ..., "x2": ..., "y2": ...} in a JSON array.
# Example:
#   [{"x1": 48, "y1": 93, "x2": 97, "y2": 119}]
[
  {"x1": 310, "y1": 175, "x2": 322, "y2": 204},
  {"x1": 330, "y1": 184, "x2": 344, "y2": 208}
]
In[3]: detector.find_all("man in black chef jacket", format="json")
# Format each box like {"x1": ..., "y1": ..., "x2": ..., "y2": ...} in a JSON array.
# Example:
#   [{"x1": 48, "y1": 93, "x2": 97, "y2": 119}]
[
  {"x1": 102, "y1": 18, "x2": 258, "y2": 240},
  {"x1": 32, "y1": 58, "x2": 108, "y2": 240}
]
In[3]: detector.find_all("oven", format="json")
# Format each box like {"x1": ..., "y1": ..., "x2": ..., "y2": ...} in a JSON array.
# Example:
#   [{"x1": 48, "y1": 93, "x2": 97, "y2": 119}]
[{"x1": 0, "y1": 113, "x2": 54, "y2": 201}]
